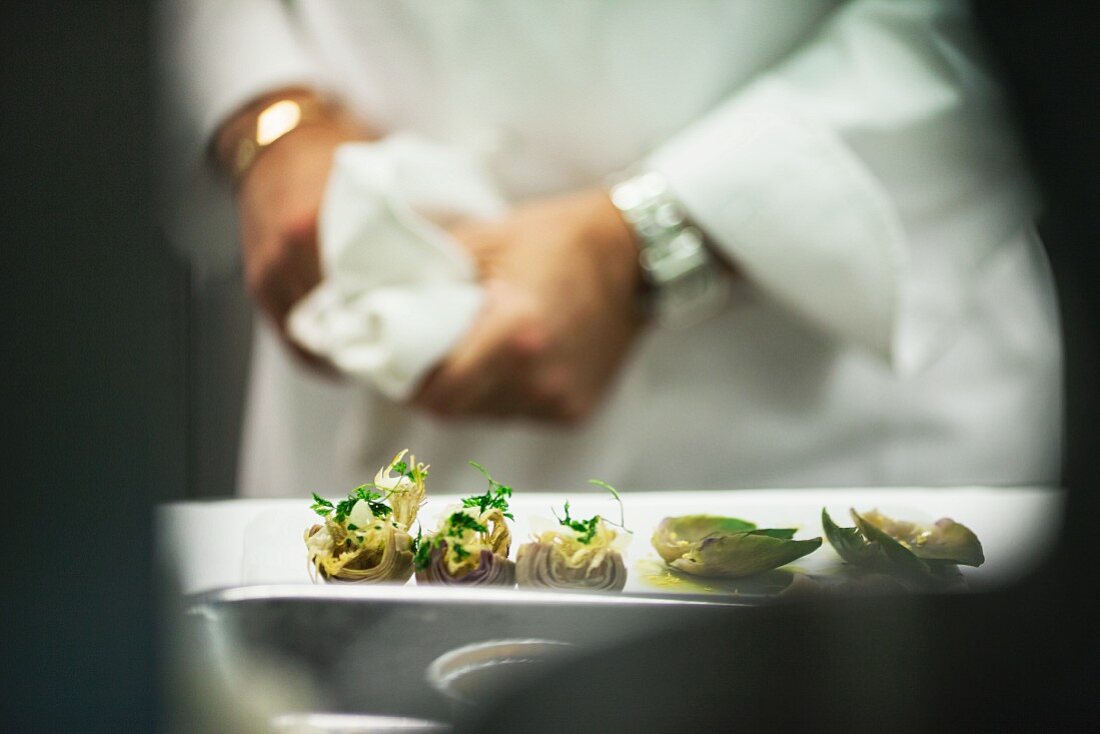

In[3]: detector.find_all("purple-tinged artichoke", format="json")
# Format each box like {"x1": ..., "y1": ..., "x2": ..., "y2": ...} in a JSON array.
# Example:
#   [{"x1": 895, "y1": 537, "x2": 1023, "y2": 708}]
[
  {"x1": 416, "y1": 542, "x2": 516, "y2": 586},
  {"x1": 516, "y1": 539, "x2": 627, "y2": 592},
  {"x1": 414, "y1": 505, "x2": 514, "y2": 586}
]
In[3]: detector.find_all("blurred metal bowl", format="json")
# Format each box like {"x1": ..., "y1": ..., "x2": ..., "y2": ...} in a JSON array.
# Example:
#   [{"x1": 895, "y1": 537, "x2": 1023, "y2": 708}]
[{"x1": 426, "y1": 639, "x2": 574, "y2": 705}]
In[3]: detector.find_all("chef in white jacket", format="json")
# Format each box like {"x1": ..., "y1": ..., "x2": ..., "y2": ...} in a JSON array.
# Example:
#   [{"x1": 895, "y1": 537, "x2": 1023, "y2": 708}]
[{"x1": 162, "y1": 0, "x2": 1061, "y2": 496}]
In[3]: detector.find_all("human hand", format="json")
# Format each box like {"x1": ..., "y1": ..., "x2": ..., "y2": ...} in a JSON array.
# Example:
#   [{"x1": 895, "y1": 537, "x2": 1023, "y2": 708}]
[
  {"x1": 218, "y1": 92, "x2": 365, "y2": 366},
  {"x1": 413, "y1": 188, "x2": 646, "y2": 423},
  {"x1": 235, "y1": 120, "x2": 359, "y2": 339}
]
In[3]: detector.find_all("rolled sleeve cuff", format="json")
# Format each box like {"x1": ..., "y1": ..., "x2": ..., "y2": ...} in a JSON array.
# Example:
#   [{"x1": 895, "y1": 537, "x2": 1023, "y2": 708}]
[
  {"x1": 646, "y1": 86, "x2": 906, "y2": 363},
  {"x1": 172, "y1": 0, "x2": 330, "y2": 148}
]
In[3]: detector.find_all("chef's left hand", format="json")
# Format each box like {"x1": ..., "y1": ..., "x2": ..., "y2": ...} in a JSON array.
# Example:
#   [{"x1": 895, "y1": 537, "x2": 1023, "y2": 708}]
[{"x1": 413, "y1": 188, "x2": 645, "y2": 423}]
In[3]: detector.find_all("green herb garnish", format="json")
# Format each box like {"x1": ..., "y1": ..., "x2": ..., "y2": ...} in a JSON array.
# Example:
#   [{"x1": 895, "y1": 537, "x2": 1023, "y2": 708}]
[
  {"x1": 551, "y1": 480, "x2": 631, "y2": 544},
  {"x1": 311, "y1": 493, "x2": 334, "y2": 517},
  {"x1": 553, "y1": 501, "x2": 599, "y2": 543},
  {"x1": 445, "y1": 511, "x2": 488, "y2": 536},
  {"x1": 393, "y1": 460, "x2": 428, "y2": 482},
  {"x1": 464, "y1": 461, "x2": 514, "y2": 519},
  {"x1": 413, "y1": 524, "x2": 432, "y2": 570},
  {"x1": 412, "y1": 513, "x2": 485, "y2": 570},
  {"x1": 311, "y1": 485, "x2": 393, "y2": 524},
  {"x1": 588, "y1": 479, "x2": 631, "y2": 533}
]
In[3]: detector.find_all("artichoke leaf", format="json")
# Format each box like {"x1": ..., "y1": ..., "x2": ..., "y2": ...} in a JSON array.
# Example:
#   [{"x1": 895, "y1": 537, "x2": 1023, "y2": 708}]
[
  {"x1": 670, "y1": 531, "x2": 822, "y2": 579},
  {"x1": 749, "y1": 528, "x2": 798, "y2": 540},
  {"x1": 858, "y1": 509, "x2": 984, "y2": 567},
  {"x1": 822, "y1": 508, "x2": 889, "y2": 569},
  {"x1": 851, "y1": 511, "x2": 936, "y2": 585},
  {"x1": 913, "y1": 518, "x2": 984, "y2": 567},
  {"x1": 652, "y1": 515, "x2": 757, "y2": 564}
]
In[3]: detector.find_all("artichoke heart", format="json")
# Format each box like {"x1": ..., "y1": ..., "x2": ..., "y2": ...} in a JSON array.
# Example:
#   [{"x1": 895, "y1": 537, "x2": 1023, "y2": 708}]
[
  {"x1": 415, "y1": 506, "x2": 515, "y2": 586},
  {"x1": 516, "y1": 520, "x2": 628, "y2": 592},
  {"x1": 416, "y1": 542, "x2": 516, "y2": 586},
  {"x1": 304, "y1": 449, "x2": 428, "y2": 584},
  {"x1": 652, "y1": 515, "x2": 821, "y2": 578},
  {"x1": 306, "y1": 521, "x2": 415, "y2": 583}
]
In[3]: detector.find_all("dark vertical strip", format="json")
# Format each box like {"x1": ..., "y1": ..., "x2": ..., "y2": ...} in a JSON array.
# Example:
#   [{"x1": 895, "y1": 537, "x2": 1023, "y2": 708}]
[{"x1": 1, "y1": 1, "x2": 187, "y2": 731}]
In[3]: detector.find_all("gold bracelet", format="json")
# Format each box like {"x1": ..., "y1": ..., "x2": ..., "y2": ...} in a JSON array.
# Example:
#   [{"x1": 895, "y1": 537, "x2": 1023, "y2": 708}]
[{"x1": 213, "y1": 92, "x2": 331, "y2": 185}]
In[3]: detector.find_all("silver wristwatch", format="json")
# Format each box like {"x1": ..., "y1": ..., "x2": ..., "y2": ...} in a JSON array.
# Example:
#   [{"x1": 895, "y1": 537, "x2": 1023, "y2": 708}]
[{"x1": 609, "y1": 170, "x2": 729, "y2": 328}]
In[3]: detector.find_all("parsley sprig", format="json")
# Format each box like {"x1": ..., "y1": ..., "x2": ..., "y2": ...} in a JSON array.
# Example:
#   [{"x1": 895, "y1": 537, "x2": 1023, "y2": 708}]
[
  {"x1": 445, "y1": 511, "x2": 489, "y2": 536},
  {"x1": 554, "y1": 501, "x2": 601, "y2": 544},
  {"x1": 392, "y1": 460, "x2": 428, "y2": 482},
  {"x1": 463, "y1": 461, "x2": 514, "y2": 519},
  {"x1": 311, "y1": 493, "x2": 335, "y2": 516},
  {"x1": 311, "y1": 485, "x2": 393, "y2": 525},
  {"x1": 413, "y1": 511, "x2": 490, "y2": 569},
  {"x1": 412, "y1": 524, "x2": 431, "y2": 569},
  {"x1": 551, "y1": 479, "x2": 632, "y2": 545}
]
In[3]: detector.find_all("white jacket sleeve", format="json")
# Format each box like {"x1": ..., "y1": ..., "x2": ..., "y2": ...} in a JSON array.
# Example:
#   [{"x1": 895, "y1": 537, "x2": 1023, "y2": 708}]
[
  {"x1": 158, "y1": 0, "x2": 330, "y2": 271},
  {"x1": 646, "y1": 0, "x2": 1038, "y2": 372},
  {"x1": 161, "y1": 0, "x2": 328, "y2": 149}
]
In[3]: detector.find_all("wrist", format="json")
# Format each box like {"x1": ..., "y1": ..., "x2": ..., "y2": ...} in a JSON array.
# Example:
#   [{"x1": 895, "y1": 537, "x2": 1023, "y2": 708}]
[
  {"x1": 585, "y1": 189, "x2": 645, "y2": 297},
  {"x1": 608, "y1": 170, "x2": 731, "y2": 328},
  {"x1": 210, "y1": 87, "x2": 356, "y2": 185}
]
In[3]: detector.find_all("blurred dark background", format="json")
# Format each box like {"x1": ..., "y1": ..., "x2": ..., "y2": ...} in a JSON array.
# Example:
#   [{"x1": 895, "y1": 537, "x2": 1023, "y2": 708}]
[
  {"x1": 2, "y1": 2, "x2": 186, "y2": 731},
  {"x1": 1, "y1": 1, "x2": 1095, "y2": 731}
]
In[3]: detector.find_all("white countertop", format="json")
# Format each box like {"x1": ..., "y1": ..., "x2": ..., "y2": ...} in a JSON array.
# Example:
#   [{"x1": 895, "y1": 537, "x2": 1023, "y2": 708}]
[{"x1": 158, "y1": 486, "x2": 1064, "y2": 596}]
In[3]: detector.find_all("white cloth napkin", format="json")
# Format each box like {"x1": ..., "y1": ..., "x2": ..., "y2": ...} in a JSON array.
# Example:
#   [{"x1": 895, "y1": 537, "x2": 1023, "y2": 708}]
[{"x1": 287, "y1": 135, "x2": 506, "y2": 399}]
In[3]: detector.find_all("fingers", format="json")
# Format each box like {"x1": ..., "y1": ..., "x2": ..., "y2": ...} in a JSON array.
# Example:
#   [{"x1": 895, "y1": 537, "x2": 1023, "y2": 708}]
[
  {"x1": 245, "y1": 228, "x2": 321, "y2": 329},
  {"x1": 413, "y1": 282, "x2": 567, "y2": 421},
  {"x1": 415, "y1": 294, "x2": 528, "y2": 416}
]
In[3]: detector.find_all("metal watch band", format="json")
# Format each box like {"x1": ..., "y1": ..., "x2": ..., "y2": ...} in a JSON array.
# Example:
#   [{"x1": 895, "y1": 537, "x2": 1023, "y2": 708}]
[{"x1": 609, "y1": 171, "x2": 729, "y2": 328}]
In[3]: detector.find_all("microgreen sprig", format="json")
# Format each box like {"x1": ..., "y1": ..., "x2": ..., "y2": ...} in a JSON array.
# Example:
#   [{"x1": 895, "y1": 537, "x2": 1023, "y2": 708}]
[
  {"x1": 551, "y1": 480, "x2": 632, "y2": 544},
  {"x1": 463, "y1": 461, "x2": 514, "y2": 519},
  {"x1": 554, "y1": 501, "x2": 601, "y2": 544}
]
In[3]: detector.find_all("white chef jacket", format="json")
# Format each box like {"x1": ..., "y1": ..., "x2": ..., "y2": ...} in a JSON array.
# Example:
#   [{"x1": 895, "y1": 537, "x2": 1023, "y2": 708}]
[{"x1": 162, "y1": 0, "x2": 1061, "y2": 495}]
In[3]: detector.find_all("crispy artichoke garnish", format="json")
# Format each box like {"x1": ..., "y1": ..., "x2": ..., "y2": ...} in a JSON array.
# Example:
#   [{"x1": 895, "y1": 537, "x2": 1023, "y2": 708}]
[
  {"x1": 304, "y1": 450, "x2": 427, "y2": 583},
  {"x1": 416, "y1": 542, "x2": 516, "y2": 586},
  {"x1": 652, "y1": 515, "x2": 822, "y2": 579},
  {"x1": 821, "y1": 507, "x2": 984, "y2": 588}
]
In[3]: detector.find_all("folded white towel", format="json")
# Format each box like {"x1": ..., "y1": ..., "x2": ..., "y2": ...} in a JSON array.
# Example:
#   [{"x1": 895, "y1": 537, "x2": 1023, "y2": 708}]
[{"x1": 287, "y1": 135, "x2": 506, "y2": 399}]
